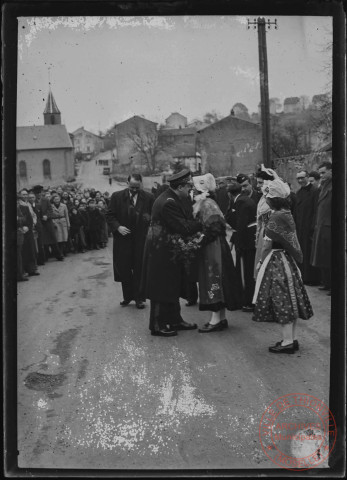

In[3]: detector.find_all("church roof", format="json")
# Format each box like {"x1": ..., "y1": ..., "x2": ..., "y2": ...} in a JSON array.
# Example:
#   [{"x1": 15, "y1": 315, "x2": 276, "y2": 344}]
[
  {"x1": 17, "y1": 125, "x2": 73, "y2": 150},
  {"x1": 43, "y1": 90, "x2": 61, "y2": 114}
]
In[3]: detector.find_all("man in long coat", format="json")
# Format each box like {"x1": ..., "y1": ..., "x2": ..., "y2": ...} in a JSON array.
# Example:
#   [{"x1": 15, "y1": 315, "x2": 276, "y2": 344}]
[
  {"x1": 226, "y1": 182, "x2": 257, "y2": 312},
  {"x1": 141, "y1": 169, "x2": 201, "y2": 336},
  {"x1": 106, "y1": 173, "x2": 154, "y2": 309},
  {"x1": 294, "y1": 170, "x2": 321, "y2": 285},
  {"x1": 311, "y1": 162, "x2": 332, "y2": 293},
  {"x1": 18, "y1": 189, "x2": 39, "y2": 276},
  {"x1": 33, "y1": 185, "x2": 64, "y2": 261}
]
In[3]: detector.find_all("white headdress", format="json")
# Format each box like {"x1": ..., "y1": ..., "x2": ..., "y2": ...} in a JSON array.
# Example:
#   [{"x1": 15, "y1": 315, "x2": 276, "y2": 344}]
[
  {"x1": 193, "y1": 173, "x2": 216, "y2": 193},
  {"x1": 265, "y1": 179, "x2": 291, "y2": 199}
]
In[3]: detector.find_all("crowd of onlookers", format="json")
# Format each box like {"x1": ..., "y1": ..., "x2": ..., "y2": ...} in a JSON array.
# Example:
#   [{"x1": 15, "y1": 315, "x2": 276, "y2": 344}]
[
  {"x1": 16, "y1": 185, "x2": 112, "y2": 281},
  {"x1": 17, "y1": 162, "x2": 331, "y2": 300}
]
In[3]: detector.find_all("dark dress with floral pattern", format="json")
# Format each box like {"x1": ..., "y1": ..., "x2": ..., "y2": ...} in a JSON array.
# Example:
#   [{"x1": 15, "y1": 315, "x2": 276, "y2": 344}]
[
  {"x1": 252, "y1": 209, "x2": 313, "y2": 324},
  {"x1": 196, "y1": 198, "x2": 243, "y2": 312}
]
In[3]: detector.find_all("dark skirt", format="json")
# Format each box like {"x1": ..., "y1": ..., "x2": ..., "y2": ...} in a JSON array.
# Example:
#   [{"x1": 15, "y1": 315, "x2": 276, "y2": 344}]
[
  {"x1": 253, "y1": 250, "x2": 313, "y2": 324},
  {"x1": 198, "y1": 236, "x2": 243, "y2": 312}
]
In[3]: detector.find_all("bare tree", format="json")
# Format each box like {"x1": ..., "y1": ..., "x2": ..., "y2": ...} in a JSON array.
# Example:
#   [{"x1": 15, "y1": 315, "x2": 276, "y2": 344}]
[{"x1": 127, "y1": 125, "x2": 160, "y2": 174}]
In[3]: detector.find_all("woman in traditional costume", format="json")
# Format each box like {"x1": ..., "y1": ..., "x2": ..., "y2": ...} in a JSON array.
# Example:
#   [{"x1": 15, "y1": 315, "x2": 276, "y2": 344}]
[
  {"x1": 192, "y1": 174, "x2": 243, "y2": 333},
  {"x1": 252, "y1": 178, "x2": 314, "y2": 353}
]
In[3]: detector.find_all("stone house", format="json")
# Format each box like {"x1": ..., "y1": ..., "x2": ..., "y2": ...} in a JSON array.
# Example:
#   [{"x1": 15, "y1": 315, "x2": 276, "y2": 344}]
[
  {"x1": 196, "y1": 113, "x2": 262, "y2": 177},
  {"x1": 157, "y1": 127, "x2": 198, "y2": 170},
  {"x1": 283, "y1": 97, "x2": 302, "y2": 114},
  {"x1": 16, "y1": 89, "x2": 74, "y2": 189},
  {"x1": 163, "y1": 112, "x2": 187, "y2": 130},
  {"x1": 106, "y1": 116, "x2": 158, "y2": 173},
  {"x1": 71, "y1": 127, "x2": 104, "y2": 160}
]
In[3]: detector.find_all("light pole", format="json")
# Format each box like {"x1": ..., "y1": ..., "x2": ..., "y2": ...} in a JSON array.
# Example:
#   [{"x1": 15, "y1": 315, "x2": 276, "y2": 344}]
[{"x1": 248, "y1": 17, "x2": 277, "y2": 168}]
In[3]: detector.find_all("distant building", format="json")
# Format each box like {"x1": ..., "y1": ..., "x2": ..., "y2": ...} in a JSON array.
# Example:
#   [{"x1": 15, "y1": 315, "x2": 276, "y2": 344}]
[
  {"x1": 163, "y1": 112, "x2": 187, "y2": 130},
  {"x1": 311, "y1": 94, "x2": 329, "y2": 109},
  {"x1": 106, "y1": 116, "x2": 158, "y2": 172},
  {"x1": 157, "y1": 126, "x2": 199, "y2": 170},
  {"x1": 93, "y1": 148, "x2": 118, "y2": 173},
  {"x1": 71, "y1": 127, "x2": 104, "y2": 160},
  {"x1": 232, "y1": 103, "x2": 250, "y2": 121},
  {"x1": 196, "y1": 114, "x2": 262, "y2": 177},
  {"x1": 283, "y1": 97, "x2": 302, "y2": 114},
  {"x1": 16, "y1": 88, "x2": 74, "y2": 189}
]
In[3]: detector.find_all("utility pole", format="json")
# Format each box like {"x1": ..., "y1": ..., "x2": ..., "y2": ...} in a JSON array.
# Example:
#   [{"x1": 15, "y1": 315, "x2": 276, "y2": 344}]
[{"x1": 248, "y1": 17, "x2": 277, "y2": 168}]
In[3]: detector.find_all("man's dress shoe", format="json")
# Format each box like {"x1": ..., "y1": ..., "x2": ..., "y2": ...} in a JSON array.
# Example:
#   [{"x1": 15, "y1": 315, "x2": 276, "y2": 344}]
[
  {"x1": 136, "y1": 302, "x2": 145, "y2": 309},
  {"x1": 242, "y1": 305, "x2": 254, "y2": 312},
  {"x1": 198, "y1": 321, "x2": 226, "y2": 333},
  {"x1": 172, "y1": 320, "x2": 197, "y2": 330},
  {"x1": 28, "y1": 272, "x2": 40, "y2": 276},
  {"x1": 151, "y1": 328, "x2": 177, "y2": 337},
  {"x1": 18, "y1": 277, "x2": 29, "y2": 282},
  {"x1": 120, "y1": 300, "x2": 131, "y2": 306}
]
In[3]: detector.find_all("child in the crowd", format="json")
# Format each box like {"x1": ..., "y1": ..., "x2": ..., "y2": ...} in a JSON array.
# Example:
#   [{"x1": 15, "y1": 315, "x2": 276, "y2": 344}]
[
  {"x1": 69, "y1": 206, "x2": 87, "y2": 253},
  {"x1": 87, "y1": 199, "x2": 103, "y2": 250},
  {"x1": 97, "y1": 200, "x2": 108, "y2": 248}
]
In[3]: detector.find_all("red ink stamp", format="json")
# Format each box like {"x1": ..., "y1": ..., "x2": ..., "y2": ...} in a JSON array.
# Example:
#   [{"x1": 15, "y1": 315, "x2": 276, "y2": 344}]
[{"x1": 259, "y1": 393, "x2": 337, "y2": 470}]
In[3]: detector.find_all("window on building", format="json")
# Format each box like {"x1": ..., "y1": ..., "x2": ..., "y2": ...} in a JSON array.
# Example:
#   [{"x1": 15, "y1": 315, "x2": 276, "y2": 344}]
[
  {"x1": 19, "y1": 160, "x2": 27, "y2": 180},
  {"x1": 43, "y1": 159, "x2": 51, "y2": 180}
]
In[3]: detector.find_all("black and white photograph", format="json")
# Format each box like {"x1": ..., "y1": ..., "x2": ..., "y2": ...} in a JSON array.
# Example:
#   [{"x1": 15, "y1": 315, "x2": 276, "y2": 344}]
[{"x1": 3, "y1": 1, "x2": 345, "y2": 476}]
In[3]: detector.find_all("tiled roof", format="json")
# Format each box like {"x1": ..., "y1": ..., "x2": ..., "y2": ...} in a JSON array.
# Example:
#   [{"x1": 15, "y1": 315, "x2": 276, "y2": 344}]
[
  {"x1": 43, "y1": 90, "x2": 61, "y2": 114},
  {"x1": 17, "y1": 125, "x2": 73, "y2": 150},
  {"x1": 284, "y1": 97, "x2": 300, "y2": 105},
  {"x1": 312, "y1": 94, "x2": 329, "y2": 103}
]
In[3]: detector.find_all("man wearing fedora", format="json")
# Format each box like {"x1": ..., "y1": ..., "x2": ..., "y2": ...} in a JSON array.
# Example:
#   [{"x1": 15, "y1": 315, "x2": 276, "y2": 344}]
[{"x1": 141, "y1": 169, "x2": 202, "y2": 337}]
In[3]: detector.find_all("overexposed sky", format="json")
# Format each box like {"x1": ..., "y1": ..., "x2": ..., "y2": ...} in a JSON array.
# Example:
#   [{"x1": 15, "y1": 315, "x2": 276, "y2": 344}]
[{"x1": 17, "y1": 15, "x2": 332, "y2": 134}]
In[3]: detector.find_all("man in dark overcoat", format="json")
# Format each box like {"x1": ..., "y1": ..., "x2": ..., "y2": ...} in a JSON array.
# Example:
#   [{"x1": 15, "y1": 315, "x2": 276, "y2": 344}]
[
  {"x1": 226, "y1": 182, "x2": 257, "y2": 312},
  {"x1": 33, "y1": 185, "x2": 64, "y2": 261},
  {"x1": 294, "y1": 170, "x2": 321, "y2": 285},
  {"x1": 18, "y1": 189, "x2": 39, "y2": 276},
  {"x1": 141, "y1": 169, "x2": 202, "y2": 337},
  {"x1": 311, "y1": 162, "x2": 332, "y2": 293},
  {"x1": 106, "y1": 173, "x2": 154, "y2": 309}
]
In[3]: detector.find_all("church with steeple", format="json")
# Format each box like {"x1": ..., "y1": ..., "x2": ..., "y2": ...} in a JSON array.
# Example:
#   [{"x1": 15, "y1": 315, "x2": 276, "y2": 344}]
[{"x1": 17, "y1": 87, "x2": 74, "y2": 189}]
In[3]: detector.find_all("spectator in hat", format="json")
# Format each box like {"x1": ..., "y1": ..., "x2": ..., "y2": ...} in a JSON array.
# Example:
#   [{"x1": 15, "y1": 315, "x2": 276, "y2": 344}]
[
  {"x1": 17, "y1": 193, "x2": 29, "y2": 281},
  {"x1": 18, "y1": 189, "x2": 40, "y2": 276},
  {"x1": 310, "y1": 162, "x2": 332, "y2": 293},
  {"x1": 236, "y1": 173, "x2": 262, "y2": 205},
  {"x1": 141, "y1": 169, "x2": 201, "y2": 336},
  {"x1": 28, "y1": 190, "x2": 45, "y2": 265},
  {"x1": 294, "y1": 170, "x2": 321, "y2": 285},
  {"x1": 32, "y1": 185, "x2": 64, "y2": 261},
  {"x1": 226, "y1": 182, "x2": 257, "y2": 312},
  {"x1": 106, "y1": 173, "x2": 154, "y2": 309},
  {"x1": 215, "y1": 179, "x2": 230, "y2": 216}
]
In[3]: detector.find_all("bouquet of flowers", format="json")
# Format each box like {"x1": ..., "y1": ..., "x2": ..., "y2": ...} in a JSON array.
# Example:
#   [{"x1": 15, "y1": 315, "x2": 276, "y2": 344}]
[{"x1": 167, "y1": 232, "x2": 205, "y2": 265}]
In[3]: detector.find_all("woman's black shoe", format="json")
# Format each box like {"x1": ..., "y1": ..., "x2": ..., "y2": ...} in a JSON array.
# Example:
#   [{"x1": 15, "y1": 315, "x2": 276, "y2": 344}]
[
  {"x1": 269, "y1": 342, "x2": 295, "y2": 354},
  {"x1": 198, "y1": 321, "x2": 225, "y2": 333},
  {"x1": 275, "y1": 339, "x2": 299, "y2": 351},
  {"x1": 151, "y1": 328, "x2": 177, "y2": 337}
]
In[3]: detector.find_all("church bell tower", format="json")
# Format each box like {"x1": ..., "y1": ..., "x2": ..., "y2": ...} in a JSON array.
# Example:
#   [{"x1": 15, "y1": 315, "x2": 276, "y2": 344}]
[{"x1": 43, "y1": 88, "x2": 61, "y2": 125}]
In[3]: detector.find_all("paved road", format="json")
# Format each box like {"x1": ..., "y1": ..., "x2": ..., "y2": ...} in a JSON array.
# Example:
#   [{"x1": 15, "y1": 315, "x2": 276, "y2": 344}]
[
  {"x1": 76, "y1": 160, "x2": 125, "y2": 193},
  {"x1": 17, "y1": 241, "x2": 331, "y2": 470}
]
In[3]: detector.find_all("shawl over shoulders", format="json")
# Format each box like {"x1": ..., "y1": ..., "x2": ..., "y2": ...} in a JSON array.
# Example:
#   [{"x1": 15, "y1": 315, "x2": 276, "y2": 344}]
[{"x1": 265, "y1": 210, "x2": 303, "y2": 264}]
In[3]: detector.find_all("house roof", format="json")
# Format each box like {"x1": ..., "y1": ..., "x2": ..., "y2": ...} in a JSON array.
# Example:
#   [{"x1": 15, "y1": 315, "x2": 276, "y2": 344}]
[
  {"x1": 17, "y1": 125, "x2": 73, "y2": 150},
  {"x1": 159, "y1": 127, "x2": 196, "y2": 136},
  {"x1": 284, "y1": 97, "x2": 300, "y2": 105},
  {"x1": 197, "y1": 114, "x2": 260, "y2": 132},
  {"x1": 115, "y1": 115, "x2": 158, "y2": 128},
  {"x1": 43, "y1": 90, "x2": 61, "y2": 114},
  {"x1": 312, "y1": 94, "x2": 329, "y2": 103},
  {"x1": 71, "y1": 127, "x2": 102, "y2": 138}
]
